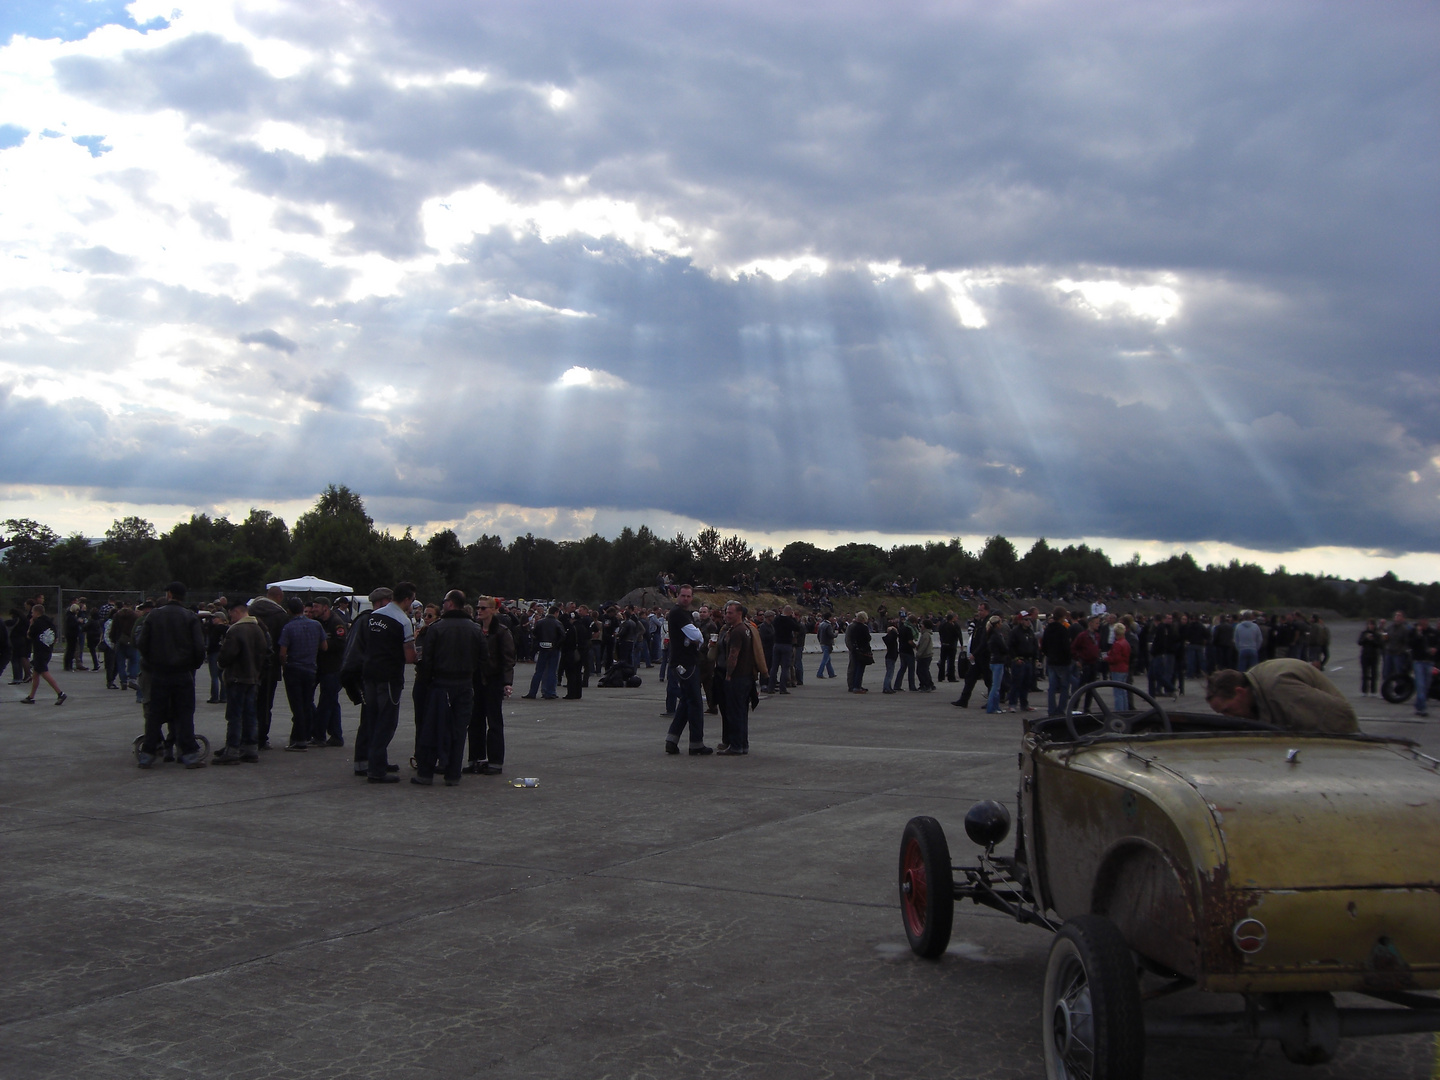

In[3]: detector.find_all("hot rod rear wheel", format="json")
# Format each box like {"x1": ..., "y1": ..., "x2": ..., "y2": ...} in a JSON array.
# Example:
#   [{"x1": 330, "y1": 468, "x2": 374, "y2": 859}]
[
  {"x1": 898, "y1": 816, "x2": 953, "y2": 958},
  {"x1": 1043, "y1": 916, "x2": 1144, "y2": 1080}
]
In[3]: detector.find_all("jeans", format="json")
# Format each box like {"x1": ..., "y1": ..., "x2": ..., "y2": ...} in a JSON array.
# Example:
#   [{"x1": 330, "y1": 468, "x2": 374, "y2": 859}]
[
  {"x1": 769, "y1": 644, "x2": 794, "y2": 692},
  {"x1": 917, "y1": 658, "x2": 934, "y2": 690},
  {"x1": 357, "y1": 678, "x2": 402, "y2": 778},
  {"x1": 847, "y1": 650, "x2": 867, "y2": 691},
  {"x1": 144, "y1": 671, "x2": 200, "y2": 756},
  {"x1": 283, "y1": 665, "x2": 317, "y2": 745},
  {"x1": 119, "y1": 645, "x2": 140, "y2": 687},
  {"x1": 207, "y1": 653, "x2": 226, "y2": 702},
  {"x1": 666, "y1": 670, "x2": 705, "y2": 746},
  {"x1": 816, "y1": 644, "x2": 835, "y2": 678},
  {"x1": 722, "y1": 677, "x2": 750, "y2": 750},
  {"x1": 985, "y1": 663, "x2": 1006, "y2": 713},
  {"x1": 883, "y1": 656, "x2": 897, "y2": 692},
  {"x1": 1237, "y1": 648, "x2": 1259, "y2": 673},
  {"x1": 665, "y1": 663, "x2": 680, "y2": 713},
  {"x1": 416, "y1": 678, "x2": 472, "y2": 781},
  {"x1": 1008, "y1": 660, "x2": 1032, "y2": 708},
  {"x1": 1148, "y1": 653, "x2": 1174, "y2": 697},
  {"x1": 1384, "y1": 652, "x2": 1408, "y2": 684},
  {"x1": 529, "y1": 647, "x2": 560, "y2": 697},
  {"x1": 894, "y1": 652, "x2": 917, "y2": 691},
  {"x1": 315, "y1": 671, "x2": 343, "y2": 740},
  {"x1": 1186, "y1": 644, "x2": 1204, "y2": 678},
  {"x1": 257, "y1": 664, "x2": 281, "y2": 745},
  {"x1": 1046, "y1": 663, "x2": 1072, "y2": 716},
  {"x1": 658, "y1": 643, "x2": 670, "y2": 681},
  {"x1": 1111, "y1": 673, "x2": 1131, "y2": 711},
  {"x1": 939, "y1": 643, "x2": 957, "y2": 681},
  {"x1": 1415, "y1": 661, "x2": 1432, "y2": 715},
  {"x1": 224, "y1": 683, "x2": 259, "y2": 748}
]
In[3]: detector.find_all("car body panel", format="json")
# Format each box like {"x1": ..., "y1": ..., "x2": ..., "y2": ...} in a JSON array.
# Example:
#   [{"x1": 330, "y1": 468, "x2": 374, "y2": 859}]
[{"x1": 1025, "y1": 727, "x2": 1440, "y2": 993}]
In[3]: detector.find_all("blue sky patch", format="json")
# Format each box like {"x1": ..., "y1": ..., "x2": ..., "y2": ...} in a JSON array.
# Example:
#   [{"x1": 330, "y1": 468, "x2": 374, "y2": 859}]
[
  {"x1": 1, "y1": 1, "x2": 169, "y2": 44},
  {"x1": 0, "y1": 124, "x2": 28, "y2": 150},
  {"x1": 71, "y1": 133, "x2": 111, "y2": 156}
]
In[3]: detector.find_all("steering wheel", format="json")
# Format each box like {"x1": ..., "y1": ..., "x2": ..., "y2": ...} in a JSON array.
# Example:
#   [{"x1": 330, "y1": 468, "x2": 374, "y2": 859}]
[{"x1": 1063, "y1": 680, "x2": 1171, "y2": 741}]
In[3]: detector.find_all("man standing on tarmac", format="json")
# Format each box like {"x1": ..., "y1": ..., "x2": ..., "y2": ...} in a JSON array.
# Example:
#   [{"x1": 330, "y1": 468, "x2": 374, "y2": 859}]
[
  {"x1": 768, "y1": 605, "x2": 801, "y2": 694},
  {"x1": 413, "y1": 590, "x2": 487, "y2": 786},
  {"x1": 523, "y1": 605, "x2": 564, "y2": 699},
  {"x1": 664, "y1": 585, "x2": 712, "y2": 755},
  {"x1": 248, "y1": 585, "x2": 290, "y2": 749},
  {"x1": 312, "y1": 597, "x2": 348, "y2": 745},
  {"x1": 952, "y1": 603, "x2": 991, "y2": 708},
  {"x1": 213, "y1": 598, "x2": 270, "y2": 764},
  {"x1": 718, "y1": 601, "x2": 756, "y2": 756},
  {"x1": 135, "y1": 582, "x2": 207, "y2": 769},
  {"x1": 349, "y1": 583, "x2": 417, "y2": 783},
  {"x1": 938, "y1": 612, "x2": 961, "y2": 683}
]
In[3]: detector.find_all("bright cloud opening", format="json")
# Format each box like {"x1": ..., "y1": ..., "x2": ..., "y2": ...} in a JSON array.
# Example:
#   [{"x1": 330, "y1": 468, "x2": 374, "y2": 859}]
[
  {"x1": 732, "y1": 255, "x2": 829, "y2": 281},
  {"x1": 1055, "y1": 278, "x2": 1181, "y2": 325},
  {"x1": 557, "y1": 366, "x2": 627, "y2": 390}
]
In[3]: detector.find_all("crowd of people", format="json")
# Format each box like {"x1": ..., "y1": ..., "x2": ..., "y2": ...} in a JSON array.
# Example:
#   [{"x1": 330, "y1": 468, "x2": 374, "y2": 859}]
[
  {"x1": 4, "y1": 583, "x2": 1434, "y2": 779},
  {"x1": 823, "y1": 605, "x2": 1434, "y2": 719}
]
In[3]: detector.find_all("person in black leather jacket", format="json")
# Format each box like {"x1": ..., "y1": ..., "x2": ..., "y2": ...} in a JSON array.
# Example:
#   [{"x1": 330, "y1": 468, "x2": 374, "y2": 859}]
[
  {"x1": 413, "y1": 591, "x2": 487, "y2": 785},
  {"x1": 135, "y1": 582, "x2": 206, "y2": 768}
]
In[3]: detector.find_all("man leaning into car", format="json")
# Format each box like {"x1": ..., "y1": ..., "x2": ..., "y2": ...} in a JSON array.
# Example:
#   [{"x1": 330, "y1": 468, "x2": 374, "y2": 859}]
[{"x1": 1204, "y1": 658, "x2": 1358, "y2": 734}]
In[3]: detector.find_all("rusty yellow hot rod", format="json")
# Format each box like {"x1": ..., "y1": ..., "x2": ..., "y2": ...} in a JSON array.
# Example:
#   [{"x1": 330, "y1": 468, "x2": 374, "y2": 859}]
[{"x1": 897, "y1": 682, "x2": 1440, "y2": 1079}]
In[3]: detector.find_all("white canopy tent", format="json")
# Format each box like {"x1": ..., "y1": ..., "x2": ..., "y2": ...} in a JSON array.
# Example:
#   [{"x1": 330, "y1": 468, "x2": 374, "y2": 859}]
[{"x1": 266, "y1": 575, "x2": 353, "y2": 593}]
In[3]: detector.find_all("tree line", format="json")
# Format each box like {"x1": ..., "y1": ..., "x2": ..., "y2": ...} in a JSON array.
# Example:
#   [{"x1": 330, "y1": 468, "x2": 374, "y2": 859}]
[{"x1": 2, "y1": 484, "x2": 1435, "y2": 618}]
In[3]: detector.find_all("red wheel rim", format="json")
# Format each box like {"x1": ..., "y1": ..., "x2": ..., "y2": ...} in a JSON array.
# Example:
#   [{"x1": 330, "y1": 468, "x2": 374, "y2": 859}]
[{"x1": 901, "y1": 837, "x2": 928, "y2": 937}]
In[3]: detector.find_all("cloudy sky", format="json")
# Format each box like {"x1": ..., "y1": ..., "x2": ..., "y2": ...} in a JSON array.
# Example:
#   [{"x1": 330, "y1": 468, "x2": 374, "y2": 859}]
[{"x1": 1, "y1": 0, "x2": 1437, "y2": 577}]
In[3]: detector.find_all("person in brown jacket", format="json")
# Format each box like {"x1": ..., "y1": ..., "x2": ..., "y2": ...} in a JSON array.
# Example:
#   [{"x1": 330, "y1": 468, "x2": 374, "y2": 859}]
[
  {"x1": 718, "y1": 601, "x2": 756, "y2": 755},
  {"x1": 465, "y1": 595, "x2": 516, "y2": 775},
  {"x1": 1205, "y1": 658, "x2": 1358, "y2": 734},
  {"x1": 214, "y1": 599, "x2": 272, "y2": 763}
]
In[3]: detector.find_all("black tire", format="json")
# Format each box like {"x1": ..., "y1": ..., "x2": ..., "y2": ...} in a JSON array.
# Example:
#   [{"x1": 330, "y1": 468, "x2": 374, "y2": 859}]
[
  {"x1": 1381, "y1": 673, "x2": 1414, "y2": 704},
  {"x1": 1042, "y1": 915, "x2": 1144, "y2": 1080},
  {"x1": 899, "y1": 816, "x2": 953, "y2": 958}
]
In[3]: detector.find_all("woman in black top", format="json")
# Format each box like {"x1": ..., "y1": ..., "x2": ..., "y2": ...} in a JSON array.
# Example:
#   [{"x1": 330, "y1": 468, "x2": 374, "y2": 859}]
[
  {"x1": 845, "y1": 613, "x2": 873, "y2": 693},
  {"x1": 23, "y1": 604, "x2": 66, "y2": 705},
  {"x1": 9, "y1": 608, "x2": 31, "y2": 683},
  {"x1": 1357, "y1": 620, "x2": 1383, "y2": 696}
]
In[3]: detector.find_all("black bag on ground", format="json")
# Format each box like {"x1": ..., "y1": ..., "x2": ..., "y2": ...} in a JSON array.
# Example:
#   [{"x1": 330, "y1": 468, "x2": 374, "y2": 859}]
[{"x1": 598, "y1": 663, "x2": 637, "y2": 688}]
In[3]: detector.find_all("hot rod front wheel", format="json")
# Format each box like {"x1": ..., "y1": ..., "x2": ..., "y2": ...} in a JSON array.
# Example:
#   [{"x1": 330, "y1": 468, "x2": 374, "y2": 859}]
[
  {"x1": 898, "y1": 816, "x2": 953, "y2": 958},
  {"x1": 1043, "y1": 916, "x2": 1144, "y2": 1080}
]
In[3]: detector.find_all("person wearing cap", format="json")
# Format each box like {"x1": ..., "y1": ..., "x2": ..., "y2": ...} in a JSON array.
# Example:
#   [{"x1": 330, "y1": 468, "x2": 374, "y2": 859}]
[
  {"x1": 523, "y1": 605, "x2": 565, "y2": 699},
  {"x1": 134, "y1": 582, "x2": 207, "y2": 768},
  {"x1": 349, "y1": 582, "x2": 418, "y2": 782},
  {"x1": 248, "y1": 586, "x2": 290, "y2": 749}
]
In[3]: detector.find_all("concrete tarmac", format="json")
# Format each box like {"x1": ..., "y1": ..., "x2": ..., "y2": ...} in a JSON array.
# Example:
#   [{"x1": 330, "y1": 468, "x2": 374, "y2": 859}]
[{"x1": 1, "y1": 624, "x2": 1435, "y2": 1079}]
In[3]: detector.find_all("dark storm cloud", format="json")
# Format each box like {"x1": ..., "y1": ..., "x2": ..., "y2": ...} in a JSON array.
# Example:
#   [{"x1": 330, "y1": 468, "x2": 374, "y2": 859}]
[
  {"x1": 238, "y1": 329, "x2": 298, "y2": 353},
  {"x1": 22, "y1": 0, "x2": 1440, "y2": 553}
]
